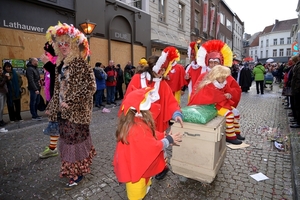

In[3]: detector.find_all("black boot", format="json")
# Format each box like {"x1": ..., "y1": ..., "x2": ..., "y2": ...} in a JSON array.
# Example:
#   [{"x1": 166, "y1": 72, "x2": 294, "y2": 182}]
[
  {"x1": 155, "y1": 166, "x2": 169, "y2": 180},
  {"x1": 226, "y1": 139, "x2": 242, "y2": 145},
  {"x1": 236, "y1": 134, "x2": 245, "y2": 140}
]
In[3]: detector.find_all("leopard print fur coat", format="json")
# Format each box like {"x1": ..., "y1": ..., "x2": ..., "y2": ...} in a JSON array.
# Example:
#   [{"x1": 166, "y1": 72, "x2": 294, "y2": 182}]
[{"x1": 47, "y1": 57, "x2": 96, "y2": 124}]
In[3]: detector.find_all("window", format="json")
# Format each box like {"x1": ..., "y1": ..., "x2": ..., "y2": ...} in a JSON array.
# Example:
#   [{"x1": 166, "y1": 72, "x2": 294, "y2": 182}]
[
  {"x1": 255, "y1": 50, "x2": 257, "y2": 55},
  {"x1": 219, "y1": 34, "x2": 225, "y2": 42},
  {"x1": 158, "y1": 0, "x2": 166, "y2": 22},
  {"x1": 287, "y1": 37, "x2": 291, "y2": 44},
  {"x1": 226, "y1": 19, "x2": 232, "y2": 31},
  {"x1": 260, "y1": 51, "x2": 263, "y2": 58},
  {"x1": 251, "y1": 51, "x2": 253, "y2": 56},
  {"x1": 280, "y1": 38, "x2": 284, "y2": 45},
  {"x1": 273, "y1": 49, "x2": 277, "y2": 57},
  {"x1": 220, "y1": 13, "x2": 224, "y2": 25},
  {"x1": 260, "y1": 40, "x2": 263, "y2": 48},
  {"x1": 266, "y1": 50, "x2": 268, "y2": 57},
  {"x1": 195, "y1": 10, "x2": 199, "y2": 29},
  {"x1": 266, "y1": 39, "x2": 269, "y2": 47},
  {"x1": 195, "y1": 0, "x2": 200, "y2": 3},
  {"x1": 279, "y1": 49, "x2": 284, "y2": 56},
  {"x1": 226, "y1": 38, "x2": 232, "y2": 48},
  {"x1": 178, "y1": 3, "x2": 184, "y2": 29},
  {"x1": 133, "y1": 0, "x2": 141, "y2": 9},
  {"x1": 273, "y1": 39, "x2": 277, "y2": 45},
  {"x1": 287, "y1": 48, "x2": 291, "y2": 56}
]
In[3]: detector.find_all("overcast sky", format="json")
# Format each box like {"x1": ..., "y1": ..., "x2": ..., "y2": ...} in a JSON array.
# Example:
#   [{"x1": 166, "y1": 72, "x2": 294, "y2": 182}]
[{"x1": 223, "y1": 0, "x2": 298, "y2": 35}]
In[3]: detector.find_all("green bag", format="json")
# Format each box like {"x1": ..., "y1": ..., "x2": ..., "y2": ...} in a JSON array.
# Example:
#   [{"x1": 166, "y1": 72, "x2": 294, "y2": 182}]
[{"x1": 181, "y1": 104, "x2": 217, "y2": 124}]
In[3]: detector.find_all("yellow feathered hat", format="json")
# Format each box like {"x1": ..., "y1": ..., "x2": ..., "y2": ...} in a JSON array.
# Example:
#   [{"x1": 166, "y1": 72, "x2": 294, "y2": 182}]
[{"x1": 197, "y1": 40, "x2": 233, "y2": 67}]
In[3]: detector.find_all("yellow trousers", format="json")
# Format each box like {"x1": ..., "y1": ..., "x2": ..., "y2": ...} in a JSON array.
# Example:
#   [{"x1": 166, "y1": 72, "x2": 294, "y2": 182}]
[{"x1": 126, "y1": 178, "x2": 152, "y2": 200}]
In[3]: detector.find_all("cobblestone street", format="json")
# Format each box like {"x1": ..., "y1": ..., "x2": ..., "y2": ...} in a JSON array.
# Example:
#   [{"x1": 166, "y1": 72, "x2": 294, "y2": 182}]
[{"x1": 0, "y1": 83, "x2": 297, "y2": 200}]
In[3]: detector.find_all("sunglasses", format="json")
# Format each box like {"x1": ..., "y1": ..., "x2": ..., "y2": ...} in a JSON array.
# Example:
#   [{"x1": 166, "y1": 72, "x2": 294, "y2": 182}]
[{"x1": 58, "y1": 41, "x2": 70, "y2": 48}]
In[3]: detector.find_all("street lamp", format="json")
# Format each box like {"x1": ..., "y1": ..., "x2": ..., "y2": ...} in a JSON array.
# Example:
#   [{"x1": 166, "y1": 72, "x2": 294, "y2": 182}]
[{"x1": 79, "y1": 20, "x2": 96, "y2": 63}]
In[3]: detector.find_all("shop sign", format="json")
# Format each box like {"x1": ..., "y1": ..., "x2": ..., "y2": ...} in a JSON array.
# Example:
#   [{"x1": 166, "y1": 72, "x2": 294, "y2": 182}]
[
  {"x1": 111, "y1": 29, "x2": 131, "y2": 43},
  {"x1": 3, "y1": 19, "x2": 45, "y2": 33}
]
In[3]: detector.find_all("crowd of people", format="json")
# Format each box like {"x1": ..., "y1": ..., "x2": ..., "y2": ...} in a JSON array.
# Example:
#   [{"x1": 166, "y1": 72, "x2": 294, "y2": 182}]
[{"x1": 1, "y1": 21, "x2": 300, "y2": 199}]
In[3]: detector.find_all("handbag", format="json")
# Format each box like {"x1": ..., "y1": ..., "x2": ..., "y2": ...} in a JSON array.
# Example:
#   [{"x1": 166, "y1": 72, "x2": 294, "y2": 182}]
[{"x1": 282, "y1": 87, "x2": 292, "y2": 96}]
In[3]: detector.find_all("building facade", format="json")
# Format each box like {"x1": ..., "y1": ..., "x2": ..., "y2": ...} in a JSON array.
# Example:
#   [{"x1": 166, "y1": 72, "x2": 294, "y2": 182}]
[
  {"x1": 0, "y1": 0, "x2": 152, "y2": 111},
  {"x1": 249, "y1": 19, "x2": 297, "y2": 63}
]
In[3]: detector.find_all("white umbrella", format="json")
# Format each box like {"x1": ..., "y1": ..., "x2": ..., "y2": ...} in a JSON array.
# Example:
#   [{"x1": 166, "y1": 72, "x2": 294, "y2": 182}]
[{"x1": 266, "y1": 58, "x2": 274, "y2": 63}]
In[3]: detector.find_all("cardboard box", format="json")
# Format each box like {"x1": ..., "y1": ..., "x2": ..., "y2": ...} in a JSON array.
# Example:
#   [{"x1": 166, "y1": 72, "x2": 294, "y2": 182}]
[{"x1": 170, "y1": 116, "x2": 227, "y2": 183}]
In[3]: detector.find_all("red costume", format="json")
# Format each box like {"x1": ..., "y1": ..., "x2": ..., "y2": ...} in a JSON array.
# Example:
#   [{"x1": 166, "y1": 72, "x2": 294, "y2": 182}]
[
  {"x1": 185, "y1": 42, "x2": 208, "y2": 97},
  {"x1": 189, "y1": 40, "x2": 244, "y2": 144},
  {"x1": 188, "y1": 72, "x2": 240, "y2": 109},
  {"x1": 113, "y1": 118, "x2": 166, "y2": 183},
  {"x1": 166, "y1": 62, "x2": 186, "y2": 93},
  {"x1": 123, "y1": 73, "x2": 181, "y2": 132}
]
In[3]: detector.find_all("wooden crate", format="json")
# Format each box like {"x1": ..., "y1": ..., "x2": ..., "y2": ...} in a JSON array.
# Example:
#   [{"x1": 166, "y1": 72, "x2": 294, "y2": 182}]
[{"x1": 170, "y1": 116, "x2": 226, "y2": 183}]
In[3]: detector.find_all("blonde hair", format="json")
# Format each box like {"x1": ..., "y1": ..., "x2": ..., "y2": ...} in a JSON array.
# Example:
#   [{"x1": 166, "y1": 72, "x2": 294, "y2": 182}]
[
  {"x1": 116, "y1": 110, "x2": 156, "y2": 144},
  {"x1": 196, "y1": 65, "x2": 231, "y2": 92},
  {"x1": 53, "y1": 35, "x2": 82, "y2": 65}
]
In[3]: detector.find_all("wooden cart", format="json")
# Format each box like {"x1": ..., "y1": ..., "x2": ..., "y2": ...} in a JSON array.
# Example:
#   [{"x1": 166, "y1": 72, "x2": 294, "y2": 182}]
[{"x1": 170, "y1": 116, "x2": 226, "y2": 183}]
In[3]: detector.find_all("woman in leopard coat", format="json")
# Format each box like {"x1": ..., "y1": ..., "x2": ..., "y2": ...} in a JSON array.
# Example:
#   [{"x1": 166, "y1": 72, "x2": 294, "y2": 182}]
[{"x1": 45, "y1": 22, "x2": 96, "y2": 190}]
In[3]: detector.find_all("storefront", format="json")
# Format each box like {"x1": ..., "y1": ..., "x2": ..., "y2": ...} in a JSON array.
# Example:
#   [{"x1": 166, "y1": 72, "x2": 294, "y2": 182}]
[{"x1": 1, "y1": 0, "x2": 151, "y2": 112}]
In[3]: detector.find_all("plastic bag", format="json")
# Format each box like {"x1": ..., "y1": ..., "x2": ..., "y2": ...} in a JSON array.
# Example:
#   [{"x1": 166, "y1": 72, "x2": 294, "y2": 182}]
[{"x1": 181, "y1": 104, "x2": 217, "y2": 124}]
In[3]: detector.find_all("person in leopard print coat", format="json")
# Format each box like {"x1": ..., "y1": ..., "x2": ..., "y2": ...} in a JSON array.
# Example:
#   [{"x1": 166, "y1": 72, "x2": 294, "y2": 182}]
[{"x1": 45, "y1": 22, "x2": 96, "y2": 190}]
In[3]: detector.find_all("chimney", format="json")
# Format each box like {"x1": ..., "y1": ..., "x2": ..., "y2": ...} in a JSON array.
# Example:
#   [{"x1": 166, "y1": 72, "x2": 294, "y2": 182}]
[{"x1": 275, "y1": 19, "x2": 279, "y2": 24}]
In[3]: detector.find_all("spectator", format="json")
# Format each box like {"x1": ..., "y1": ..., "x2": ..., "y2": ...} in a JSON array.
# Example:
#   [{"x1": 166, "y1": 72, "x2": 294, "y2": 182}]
[
  {"x1": 238, "y1": 63, "x2": 253, "y2": 93},
  {"x1": 93, "y1": 62, "x2": 106, "y2": 107},
  {"x1": 115, "y1": 64, "x2": 124, "y2": 100},
  {"x1": 0, "y1": 65, "x2": 8, "y2": 130},
  {"x1": 252, "y1": 62, "x2": 266, "y2": 95},
  {"x1": 3, "y1": 62, "x2": 23, "y2": 123},
  {"x1": 290, "y1": 55, "x2": 300, "y2": 128},
  {"x1": 105, "y1": 60, "x2": 117, "y2": 105},
  {"x1": 26, "y1": 57, "x2": 42, "y2": 120},
  {"x1": 124, "y1": 61, "x2": 134, "y2": 89}
]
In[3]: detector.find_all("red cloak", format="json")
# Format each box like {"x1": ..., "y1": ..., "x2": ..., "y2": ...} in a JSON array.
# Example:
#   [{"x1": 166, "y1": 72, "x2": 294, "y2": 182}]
[
  {"x1": 120, "y1": 73, "x2": 181, "y2": 132},
  {"x1": 165, "y1": 63, "x2": 187, "y2": 92},
  {"x1": 113, "y1": 118, "x2": 166, "y2": 183},
  {"x1": 188, "y1": 72, "x2": 241, "y2": 108}
]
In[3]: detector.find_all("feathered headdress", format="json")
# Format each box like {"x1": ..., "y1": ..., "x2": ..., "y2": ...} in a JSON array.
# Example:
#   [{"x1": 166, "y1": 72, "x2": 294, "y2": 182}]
[
  {"x1": 187, "y1": 42, "x2": 198, "y2": 61},
  {"x1": 45, "y1": 21, "x2": 90, "y2": 60},
  {"x1": 152, "y1": 46, "x2": 179, "y2": 77},
  {"x1": 120, "y1": 86, "x2": 154, "y2": 116},
  {"x1": 197, "y1": 40, "x2": 233, "y2": 67}
]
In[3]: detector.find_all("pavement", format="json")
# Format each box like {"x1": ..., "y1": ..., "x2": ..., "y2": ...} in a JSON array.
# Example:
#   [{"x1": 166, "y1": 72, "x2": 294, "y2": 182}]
[{"x1": 0, "y1": 82, "x2": 300, "y2": 200}]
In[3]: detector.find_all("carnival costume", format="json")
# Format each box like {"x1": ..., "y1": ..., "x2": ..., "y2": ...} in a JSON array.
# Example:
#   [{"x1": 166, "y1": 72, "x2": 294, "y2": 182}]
[
  {"x1": 114, "y1": 87, "x2": 175, "y2": 200},
  {"x1": 165, "y1": 48, "x2": 187, "y2": 104},
  {"x1": 189, "y1": 40, "x2": 244, "y2": 145},
  {"x1": 121, "y1": 46, "x2": 182, "y2": 133},
  {"x1": 185, "y1": 42, "x2": 208, "y2": 99},
  {"x1": 46, "y1": 22, "x2": 96, "y2": 189}
]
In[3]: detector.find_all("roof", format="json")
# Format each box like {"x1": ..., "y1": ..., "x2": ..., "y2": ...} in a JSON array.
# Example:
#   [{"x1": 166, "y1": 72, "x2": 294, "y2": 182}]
[
  {"x1": 250, "y1": 32, "x2": 261, "y2": 47},
  {"x1": 272, "y1": 18, "x2": 298, "y2": 32},
  {"x1": 261, "y1": 25, "x2": 274, "y2": 34}
]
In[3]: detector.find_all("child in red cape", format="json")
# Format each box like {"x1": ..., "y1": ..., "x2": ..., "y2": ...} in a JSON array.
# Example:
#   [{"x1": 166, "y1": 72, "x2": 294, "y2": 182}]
[
  {"x1": 113, "y1": 87, "x2": 182, "y2": 200},
  {"x1": 188, "y1": 65, "x2": 245, "y2": 145}
]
